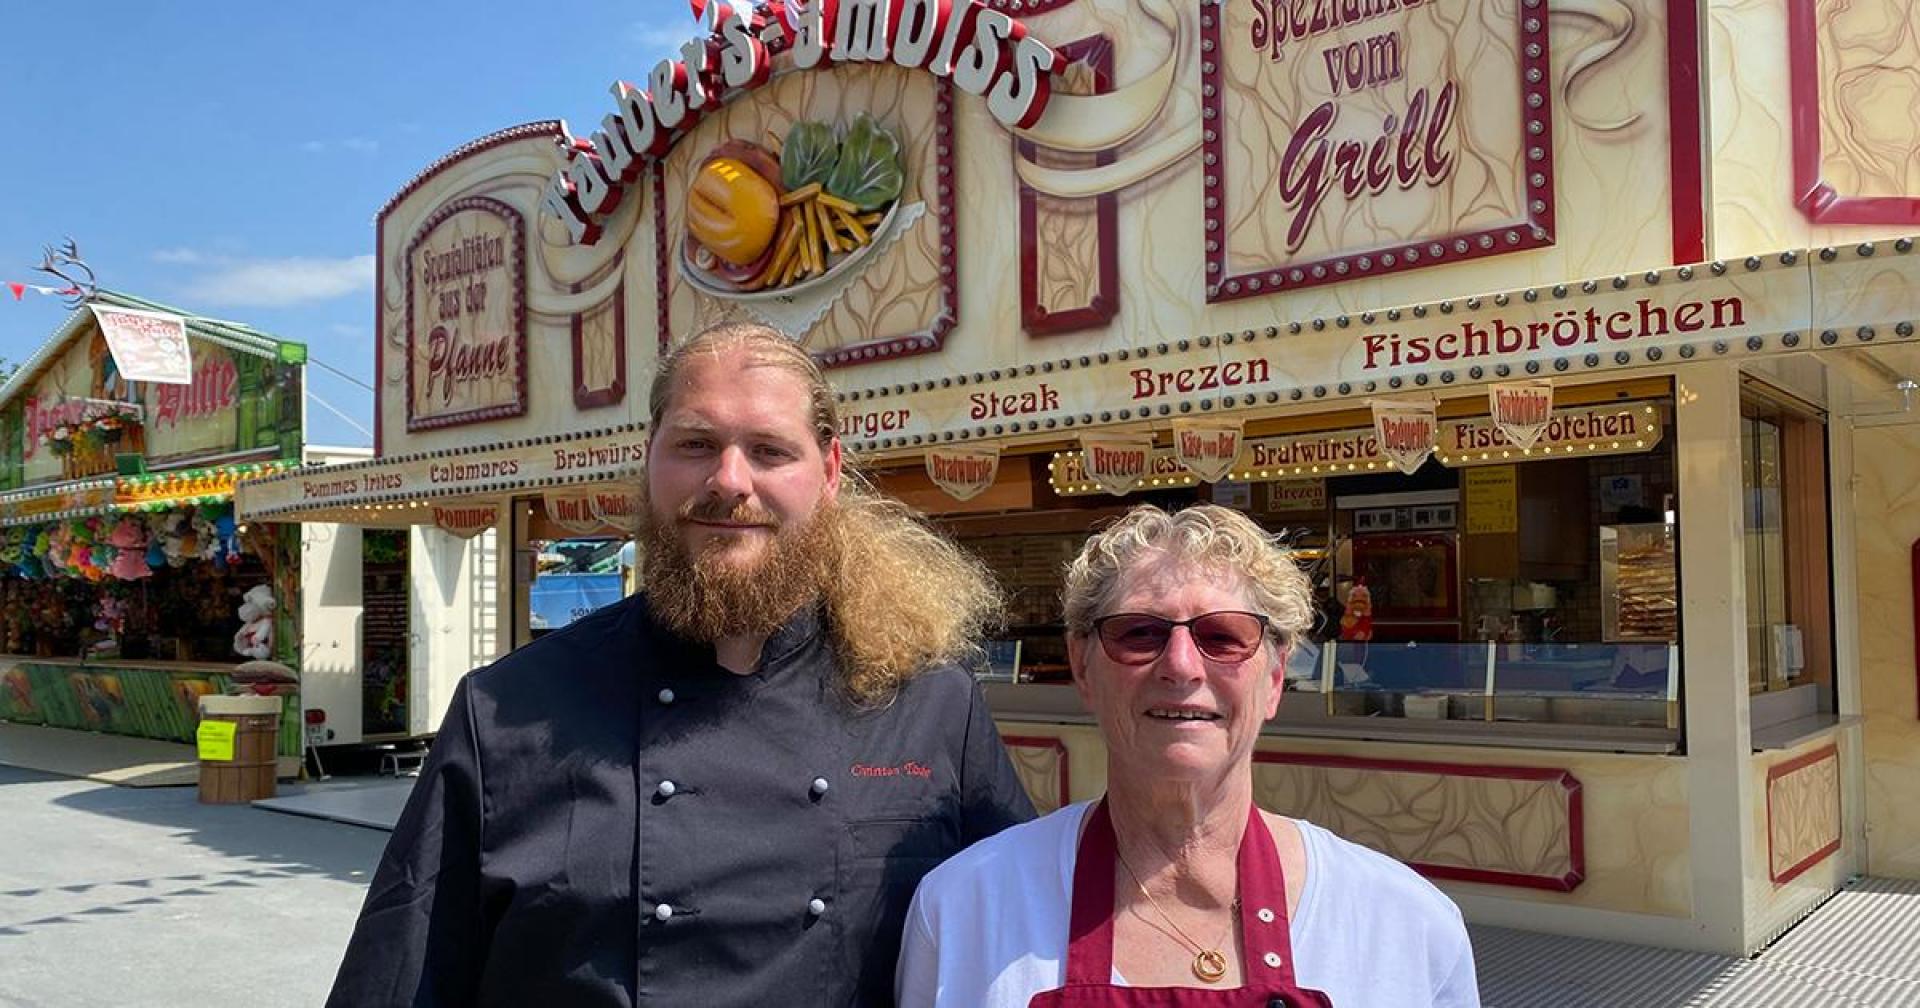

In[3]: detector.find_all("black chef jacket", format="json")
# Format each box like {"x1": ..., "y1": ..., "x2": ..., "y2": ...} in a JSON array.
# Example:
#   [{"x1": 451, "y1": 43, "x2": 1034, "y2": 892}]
[{"x1": 327, "y1": 595, "x2": 1036, "y2": 1007}]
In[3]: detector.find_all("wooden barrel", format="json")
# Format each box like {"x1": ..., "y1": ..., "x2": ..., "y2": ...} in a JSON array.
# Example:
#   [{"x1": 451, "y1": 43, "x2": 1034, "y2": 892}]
[{"x1": 197, "y1": 694, "x2": 282, "y2": 804}]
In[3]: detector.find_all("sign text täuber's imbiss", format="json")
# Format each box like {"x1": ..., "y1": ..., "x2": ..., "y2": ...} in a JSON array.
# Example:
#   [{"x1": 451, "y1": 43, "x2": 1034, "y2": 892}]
[{"x1": 545, "y1": 0, "x2": 1059, "y2": 246}]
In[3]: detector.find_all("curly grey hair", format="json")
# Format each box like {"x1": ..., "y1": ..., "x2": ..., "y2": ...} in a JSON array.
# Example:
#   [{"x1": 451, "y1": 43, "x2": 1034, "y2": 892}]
[{"x1": 1062, "y1": 504, "x2": 1314, "y2": 649}]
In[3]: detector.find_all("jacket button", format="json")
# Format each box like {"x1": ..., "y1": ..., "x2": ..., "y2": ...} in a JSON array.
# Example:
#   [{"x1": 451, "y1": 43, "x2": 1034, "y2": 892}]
[
  {"x1": 654, "y1": 903, "x2": 674, "y2": 922},
  {"x1": 656, "y1": 780, "x2": 677, "y2": 798},
  {"x1": 808, "y1": 898, "x2": 827, "y2": 917},
  {"x1": 1257, "y1": 907, "x2": 1275, "y2": 923},
  {"x1": 657, "y1": 688, "x2": 675, "y2": 704},
  {"x1": 810, "y1": 777, "x2": 830, "y2": 797},
  {"x1": 1263, "y1": 952, "x2": 1283, "y2": 968}
]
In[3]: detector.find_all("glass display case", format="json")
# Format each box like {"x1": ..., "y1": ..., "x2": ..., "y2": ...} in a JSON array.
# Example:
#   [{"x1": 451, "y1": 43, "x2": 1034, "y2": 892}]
[{"x1": 1275, "y1": 639, "x2": 1679, "y2": 738}]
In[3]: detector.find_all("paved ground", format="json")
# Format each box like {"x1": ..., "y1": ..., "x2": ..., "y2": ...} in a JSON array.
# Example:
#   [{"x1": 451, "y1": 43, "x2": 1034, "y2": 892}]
[
  {"x1": 0, "y1": 765, "x2": 386, "y2": 1007},
  {"x1": 7, "y1": 759, "x2": 1920, "y2": 1006}
]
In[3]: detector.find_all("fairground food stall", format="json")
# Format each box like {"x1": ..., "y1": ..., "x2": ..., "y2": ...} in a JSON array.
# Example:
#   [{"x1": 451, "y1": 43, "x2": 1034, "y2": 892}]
[
  {"x1": 0, "y1": 290, "x2": 382, "y2": 764},
  {"x1": 236, "y1": 0, "x2": 1920, "y2": 955}
]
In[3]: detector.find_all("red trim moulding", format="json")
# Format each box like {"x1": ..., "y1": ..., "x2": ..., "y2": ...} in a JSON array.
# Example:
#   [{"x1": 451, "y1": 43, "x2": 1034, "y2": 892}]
[
  {"x1": 1664, "y1": 0, "x2": 1707, "y2": 264},
  {"x1": 1765, "y1": 743, "x2": 1842, "y2": 885},
  {"x1": 404, "y1": 196, "x2": 531, "y2": 433},
  {"x1": 1019, "y1": 35, "x2": 1120, "y2": 335},
  {"x1": 1787, "y1": 0, "x2": 1920, "y2": 225},
  {"x1": 571, "y1": 259, "x2": 627, "y2": 410},
  {"x1": 655, "y1": 163, "x2": 672, "y2": 355},
  {"x1": 984, "y1": 0, "x2": 1078, "y2": 12},
  {"x1": 655, "y1": 81, "x2": 960, "y2": 369},
  {"x1": 1255, "y1": 751, "x2": 1586, "y2": 892},
  {"x1": 1198, "y1": 2, "x2": 1557, "y2": 302},
  {"x1": 1001, "y1": 734, "x2": 1072, "y2": 809},
  {"x1": 375, "y1": 214, "x2": 385, "y2": 455}
]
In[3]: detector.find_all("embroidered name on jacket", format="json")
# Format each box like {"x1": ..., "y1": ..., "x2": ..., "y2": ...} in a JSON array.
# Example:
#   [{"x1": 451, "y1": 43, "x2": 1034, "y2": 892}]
[{"x1": 852, "y1": 761, "x2": 932, "y2": 779}]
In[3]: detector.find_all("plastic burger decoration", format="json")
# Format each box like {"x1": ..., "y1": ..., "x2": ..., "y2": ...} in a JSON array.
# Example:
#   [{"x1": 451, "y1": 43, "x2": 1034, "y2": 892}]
[{"x1": 546, "y1": 0, "x2": 1060, "y2": 246}]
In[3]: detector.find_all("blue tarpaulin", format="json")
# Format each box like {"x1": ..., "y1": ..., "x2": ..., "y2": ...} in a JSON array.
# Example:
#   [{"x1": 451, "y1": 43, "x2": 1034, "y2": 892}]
[{"x1": 529, "y1": 572, "x2": 625, "y2": 630}]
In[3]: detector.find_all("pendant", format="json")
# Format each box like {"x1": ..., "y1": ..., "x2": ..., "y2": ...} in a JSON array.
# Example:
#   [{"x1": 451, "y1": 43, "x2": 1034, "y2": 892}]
[{"x1": 1192, "y1": 949, "x2": 1228, "y2": 983}]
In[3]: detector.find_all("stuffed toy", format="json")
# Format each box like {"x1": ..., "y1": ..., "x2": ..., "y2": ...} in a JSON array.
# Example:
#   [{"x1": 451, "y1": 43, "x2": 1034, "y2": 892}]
[
  {"x1": 107, "y1": 516, "x2": 146, "y2": 550},
  {"x1": 1339, "y1": 582, "x2": 1375, "y2": 642},
  {"x1": 232, "y1": 584, "x2": 276, "y2": 660},
  {"x1": 42, "y1": 526, "x2": 70, "y2": 576},
  {"x1": 109, "y1": 546, "x2": 152, "y2": 581},
  {"x1": 213, "y1": 512, "x2": 241, "y2": 565},
  {"x1": 167, "y1": 512, "x2": 196, "y2": 567}
]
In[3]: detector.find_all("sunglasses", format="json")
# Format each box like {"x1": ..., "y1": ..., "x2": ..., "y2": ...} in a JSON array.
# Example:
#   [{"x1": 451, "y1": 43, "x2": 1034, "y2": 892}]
[{"x1": 1090, "y1": 611, "x2": 1273, "y2": 665}]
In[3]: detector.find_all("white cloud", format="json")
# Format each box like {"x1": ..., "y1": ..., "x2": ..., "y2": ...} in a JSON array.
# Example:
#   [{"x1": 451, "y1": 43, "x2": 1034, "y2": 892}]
[
  {"x1": 151, "y1": 247, "x2": 210, "y2": 265},
  {"x1": 299, "y1": 137, "x2": 379, "y2": 155},
  {"x1": 181, "y1": 254, "x2": 375, "y2": 308}
]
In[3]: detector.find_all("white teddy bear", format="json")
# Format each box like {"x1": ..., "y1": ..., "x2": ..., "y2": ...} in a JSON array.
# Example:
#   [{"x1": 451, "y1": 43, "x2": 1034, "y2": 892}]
[{"x1": 232, "y1": 584, "x2": 276, "y2": 660}]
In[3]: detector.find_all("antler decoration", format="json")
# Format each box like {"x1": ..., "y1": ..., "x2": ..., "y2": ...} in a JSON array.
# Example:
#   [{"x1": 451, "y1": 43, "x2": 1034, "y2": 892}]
[{"x1": 34, "y1": 238, "x2": 98, "y2": 309}]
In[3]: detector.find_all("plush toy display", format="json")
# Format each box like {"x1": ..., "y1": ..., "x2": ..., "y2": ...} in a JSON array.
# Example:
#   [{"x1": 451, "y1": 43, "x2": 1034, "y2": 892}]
[{"x1": 232, "y1": 584, "x2": 276, "y2": 660}]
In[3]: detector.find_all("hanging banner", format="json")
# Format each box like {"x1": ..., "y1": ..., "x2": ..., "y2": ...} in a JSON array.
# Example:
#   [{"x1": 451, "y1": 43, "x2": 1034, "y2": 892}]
[
  {"x1": 1488, "y1": 381, "x2": 1555, "y2": 451},
  {"x1": 1438, "y1": 400, "x2": 1665, "y2": 466},
  {"x1": 1078, "y1": 434, "x2": 1155, "y2": 496},
  {"x1": 89, "y1": 305, "x2": 193, "y2": 385},
  {"x1": 1051, "y1": 446, "x2": 1194, "y2": 496},
  {"x1": 1172, "y1": 419, "x2": 1245, "y2": 483},
  {"x1": 1372, "y1": 401, "x2": 1438, "y2": 476},
  {"x1": 544, "y1": 491, "x2": 605, "y2": 535},
  {"x1": 925, "y1": 446, "x2": 1001, "y2": 502},
  {"x1": 433, "y1": 504, "x2": 498, "y2": 539},
  {"x1": 590, "y1": 489, "x2": 642, "y2": 534}
]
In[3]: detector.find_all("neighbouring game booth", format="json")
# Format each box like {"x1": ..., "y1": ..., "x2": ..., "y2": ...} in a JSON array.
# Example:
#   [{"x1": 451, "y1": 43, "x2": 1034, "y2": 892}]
[
  {"x1": 0, "y1": 290, "x2": 372, "y2": 766},
  {"x1": 235, "y1": 0, "x2": 1920, "y2": 956}
]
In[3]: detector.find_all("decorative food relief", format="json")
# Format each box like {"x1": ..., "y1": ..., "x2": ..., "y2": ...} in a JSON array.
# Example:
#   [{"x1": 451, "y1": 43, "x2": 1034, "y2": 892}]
[{"x1": 679, "y1": 113, "x2": 905, "y2": 301}]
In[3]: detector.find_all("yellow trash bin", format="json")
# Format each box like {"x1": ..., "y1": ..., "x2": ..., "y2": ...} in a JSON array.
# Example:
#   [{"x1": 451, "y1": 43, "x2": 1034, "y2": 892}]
[{"x1": 197, "y1": 694, "x2": 282, "y2": 804}]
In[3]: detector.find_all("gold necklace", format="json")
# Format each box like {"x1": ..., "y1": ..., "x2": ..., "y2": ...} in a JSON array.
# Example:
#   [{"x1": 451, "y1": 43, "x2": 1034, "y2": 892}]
[{"x1": 1115, "y1": 846, "x2": 1237, "y2": 983}]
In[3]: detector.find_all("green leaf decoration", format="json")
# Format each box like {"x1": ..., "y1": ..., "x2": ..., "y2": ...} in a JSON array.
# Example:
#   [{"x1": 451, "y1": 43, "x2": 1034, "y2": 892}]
[
  {"x1": 824, "y1": 113, "x2": 903, "y2": 212},
  {"x1": 781, "y1": 121, "x2": 839, "y2": 192}
]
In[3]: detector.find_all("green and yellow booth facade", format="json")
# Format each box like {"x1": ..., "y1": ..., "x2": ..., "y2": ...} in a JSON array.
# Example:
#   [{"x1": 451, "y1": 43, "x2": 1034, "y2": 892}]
[
  {"x1": 237, "y1": 0, "x2": 1920, "y2": 955},
  {"x1": 0, "y1": 291, "x2": 324, "y2": 763}
]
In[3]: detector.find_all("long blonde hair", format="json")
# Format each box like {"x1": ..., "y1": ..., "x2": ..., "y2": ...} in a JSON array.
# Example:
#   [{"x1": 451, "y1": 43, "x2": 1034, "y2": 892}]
[
  {"x1": 648, "y1": 323, "x2": 1002, "y2": 704},
  {"x1": 821, "y1": 481, "x2": 1002, "y2": 704}
]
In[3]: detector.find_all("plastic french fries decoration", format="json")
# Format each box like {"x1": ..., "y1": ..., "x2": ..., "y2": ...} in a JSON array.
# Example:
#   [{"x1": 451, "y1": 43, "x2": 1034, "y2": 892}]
[{"x1": 682, "y1": 113, "x2": 904, "y2": 295}]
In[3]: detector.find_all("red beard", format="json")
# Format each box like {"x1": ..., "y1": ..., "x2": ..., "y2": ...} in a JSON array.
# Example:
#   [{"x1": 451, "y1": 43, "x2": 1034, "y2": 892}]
[{"x1": 640, "y1": 496, "x2": 834, "y2": 642}]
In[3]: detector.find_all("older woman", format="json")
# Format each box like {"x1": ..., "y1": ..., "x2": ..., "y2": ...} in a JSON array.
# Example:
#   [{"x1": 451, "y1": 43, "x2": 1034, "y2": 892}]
[{"x1": 897, "y1": 504, "x2": 1478, "y2": 1007}]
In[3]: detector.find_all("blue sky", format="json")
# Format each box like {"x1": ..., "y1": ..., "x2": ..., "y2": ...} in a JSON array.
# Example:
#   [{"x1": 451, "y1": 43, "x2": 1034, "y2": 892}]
[{"x1": 0, "y1": 2, "x2": 696, "y2": 448}]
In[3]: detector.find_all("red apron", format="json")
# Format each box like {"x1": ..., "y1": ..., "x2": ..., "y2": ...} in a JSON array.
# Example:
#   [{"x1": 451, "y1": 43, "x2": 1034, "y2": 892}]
[{"x1": 1028, "y1": 801, "x2": 1334, "y2": 1008}]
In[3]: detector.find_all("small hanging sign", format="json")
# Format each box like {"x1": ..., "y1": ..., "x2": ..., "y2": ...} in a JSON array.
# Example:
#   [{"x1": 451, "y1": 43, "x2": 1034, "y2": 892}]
[
  {"x1": 1487, "y1": 380, "x2": 1555, "y2": 450},
  {"x1": 1078, "y1": 434, "x2": 1154, "y2": 496},
  {"x1": 91, "y1": 304, "x2": 194, "y2": 385},
  {"x1": 925, "y1": 445, "x2": 1001, "y2": 502},
  {"x1": 433, "y1": 504, "x2": 498, "y2": 539},
  {"x1": 1172, "y1": 419, "x2": 1245, "y2": 483},
  {"x1": 591, "y1": 489, "x2": 642, "y2": 534},
  {"x1": 1371, "y1": 399, "x2": 1437, "y2": 476},
  {"x1": 544, "y1": 491, "x2": 605, "y2": 535}
]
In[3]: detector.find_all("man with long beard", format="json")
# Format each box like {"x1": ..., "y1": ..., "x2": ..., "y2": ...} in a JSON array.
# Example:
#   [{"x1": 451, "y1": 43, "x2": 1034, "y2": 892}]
[{"x1": 328, "y1": 323, "x2": 1035, "y2": 1007}]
